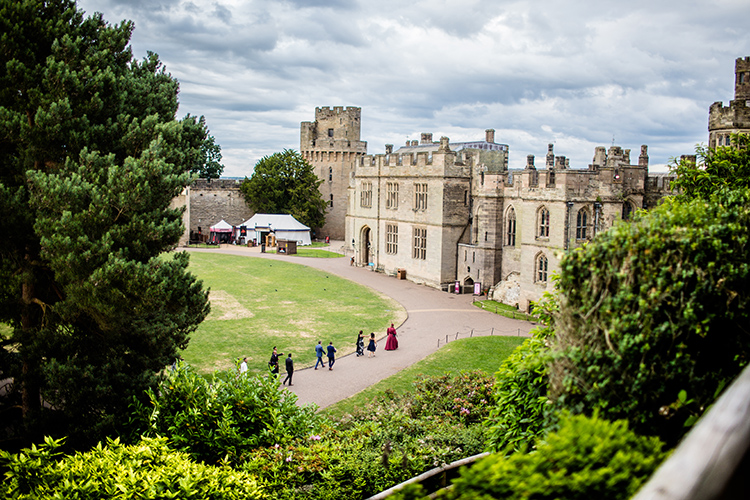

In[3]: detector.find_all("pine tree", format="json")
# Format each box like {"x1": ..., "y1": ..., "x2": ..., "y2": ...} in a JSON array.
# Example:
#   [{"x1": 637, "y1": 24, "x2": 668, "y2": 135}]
[{"x1": 0, "y1": 0, "x2": 210, "y2": 445}]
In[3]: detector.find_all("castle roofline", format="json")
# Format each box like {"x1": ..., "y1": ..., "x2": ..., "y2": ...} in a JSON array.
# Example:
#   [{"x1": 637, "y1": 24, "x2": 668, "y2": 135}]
[{"x1": 394, "y1": 140, "x2": 508, "y2": 154}]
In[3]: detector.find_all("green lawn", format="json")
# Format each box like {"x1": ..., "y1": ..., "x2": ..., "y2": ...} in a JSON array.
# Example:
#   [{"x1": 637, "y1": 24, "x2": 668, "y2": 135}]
[
  {"x1": 181, "y1": 252, "x2": 406, "y2": 375},
  {"x1": 472, "y1": 299, "x2": 538, "y2": 321},
  {"x1": 324, "y1": 335, "x2": 526, "y2": 417},
  {"x1": 266, "y1": 242, "x2": 344, "y2": 258}
]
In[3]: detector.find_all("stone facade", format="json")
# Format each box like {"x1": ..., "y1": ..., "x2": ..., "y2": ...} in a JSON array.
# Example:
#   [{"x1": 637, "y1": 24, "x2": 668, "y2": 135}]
[
  {"x1": 708, "y1": 57, "x2": 750, "y2": 147},
  {"x1": 346, "y1": 132, "x2": 675, "y2": 311},
  {"x1": 187, "y1": 178, "x2": 253, "y2": 238},
  {"x1": 300, "y1": 106, "x2": 367, "y2": 240}
]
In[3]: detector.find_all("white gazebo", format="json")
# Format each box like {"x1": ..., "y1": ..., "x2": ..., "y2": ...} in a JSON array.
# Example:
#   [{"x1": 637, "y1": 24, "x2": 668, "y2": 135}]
[
  {"x1": 237, "y1": 214, "x2": 311, "y2": 246},
  {"x1": 209, "y1": 219, "x2": 234, "y2": 244}
]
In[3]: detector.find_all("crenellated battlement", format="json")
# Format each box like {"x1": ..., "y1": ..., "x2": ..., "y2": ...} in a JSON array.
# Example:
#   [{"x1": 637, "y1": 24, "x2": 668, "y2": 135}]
[{"x1": 708, "y1": 56, "x2": 750, "y2": 147}]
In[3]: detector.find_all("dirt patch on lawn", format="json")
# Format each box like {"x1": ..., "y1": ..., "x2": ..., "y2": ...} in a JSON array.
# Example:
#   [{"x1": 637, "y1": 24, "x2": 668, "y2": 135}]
[{"x1": 206, "y1": 290, "x2": 254, "y2": 321}]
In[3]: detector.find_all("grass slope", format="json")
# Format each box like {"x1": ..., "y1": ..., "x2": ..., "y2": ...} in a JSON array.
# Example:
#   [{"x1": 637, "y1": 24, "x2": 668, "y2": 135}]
[
  {"x1": 325, "y1": 335, "x2": 526, "y2": 417},
  {"x1": 182, "y1": 252, "x2": 406, "y2": 374}
]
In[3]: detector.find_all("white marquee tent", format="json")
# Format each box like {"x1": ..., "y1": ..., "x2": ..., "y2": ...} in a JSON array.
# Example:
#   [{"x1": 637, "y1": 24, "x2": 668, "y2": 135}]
[{"x1": 238, "y1": 214, "x2": 312, "y2": 246}]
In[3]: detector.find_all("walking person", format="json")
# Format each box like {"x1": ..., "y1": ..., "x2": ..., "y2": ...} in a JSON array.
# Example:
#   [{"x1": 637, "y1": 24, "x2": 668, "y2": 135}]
[
  {"x1": 367, "y1": 332, "x2": 377, "y2": 358},
  {"x1": 282, "y1": 353, "x2": 294, "y2": 386},
  {"x1": 385, "y1": 324, "x2": 399, "y2": 351},
  {"x1": 314, "y1": 341, "x2": 327, "y2": 370},
  {"x1": 269, "y1": 346, "x2": 282, "y2": 377},
  {"x1": 326, "y1": 341, "x2": 337, "y2": 370},
  {"x1": 239, "y1": 357, "x2": 248, "y2": 375},
  {"x1": 356, "y1": 330, "x2": 365, "y2": 357}
]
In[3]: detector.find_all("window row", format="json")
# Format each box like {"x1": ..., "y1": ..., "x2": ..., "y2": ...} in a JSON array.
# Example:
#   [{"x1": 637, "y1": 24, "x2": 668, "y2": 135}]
[
  {"x1": 359, "y1": 182, "x2": 428, "y2": 211},
  {"x1": 383, "y1": 224, "x2": 427, "y2": 260},
  {"x1": 504, "y1": 202, "x2": 636, "y2": 246}
]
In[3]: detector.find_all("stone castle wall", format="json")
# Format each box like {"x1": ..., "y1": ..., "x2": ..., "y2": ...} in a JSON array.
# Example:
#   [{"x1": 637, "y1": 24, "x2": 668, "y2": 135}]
[{"x1": 188, "y1": 179, "x2": 253, "y2": 235}]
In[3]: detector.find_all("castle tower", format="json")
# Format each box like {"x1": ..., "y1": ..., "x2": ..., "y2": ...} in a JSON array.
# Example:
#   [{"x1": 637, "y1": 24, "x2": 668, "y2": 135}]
[
  {"x1": 708, "y1": 57, "x2": 750, "y2": 148},
  {"x1": 300, "y1": 106, "x2": 367, "y2": 240}
]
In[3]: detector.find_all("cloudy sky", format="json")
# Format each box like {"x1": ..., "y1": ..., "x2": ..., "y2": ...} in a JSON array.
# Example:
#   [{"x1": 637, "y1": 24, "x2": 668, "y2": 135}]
[{"x1": 76, "y1": 0, "x2": 749, "y2": 177}]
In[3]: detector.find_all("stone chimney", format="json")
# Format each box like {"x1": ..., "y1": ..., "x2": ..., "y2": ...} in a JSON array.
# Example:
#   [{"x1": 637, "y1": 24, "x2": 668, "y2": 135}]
[
  {"x1": 420, "y1": 133, "x2": 433, "y2": 144},
  {"x1": 639, "y1": 145, "x2": 649, "y2": 167},
  {"x1": 438, "y1": 136, "x2": 451, "y2": 153},
  {"x1": 546, "y1": 144, "x2": 554, "y2": 169},
  {"x1": 485, "y1": 129, "x2": 495, "y2": 143},
  {"x1": 385, "y1": 144, "x2": 393, "y2": 154},
  {"x1": 592, "y1": 146, "x2": 607, "y2": 168},
  {"x1": 526, "y1": 155, "x2": 536, "y2": 170}
]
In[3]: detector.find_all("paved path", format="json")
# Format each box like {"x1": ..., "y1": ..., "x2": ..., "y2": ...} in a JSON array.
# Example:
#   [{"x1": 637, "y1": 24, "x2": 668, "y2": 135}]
[{"x1": 188, "y1": 242, "x2": 534, "y2": 409}]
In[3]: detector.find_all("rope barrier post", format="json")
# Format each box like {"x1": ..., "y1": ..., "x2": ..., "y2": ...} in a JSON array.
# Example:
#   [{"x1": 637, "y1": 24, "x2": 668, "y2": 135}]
[
  {"x1": 491, "y1": 327, "x2": 494, "y2": 336},
  {"x1": 470, "y1": 329, "x2": 474, "y2": 337},
  {"x1": 445, "y1": 334, "x2": 448, "y2": 345},
  {"x1": 517, "y1": 328, "x2": 520, "y2": 336}
]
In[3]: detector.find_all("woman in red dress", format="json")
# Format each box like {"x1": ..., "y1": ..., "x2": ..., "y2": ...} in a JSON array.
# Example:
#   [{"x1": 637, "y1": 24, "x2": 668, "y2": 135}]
[{"x1": 384, "y1": 323, "x2": 398, "y2": 351}]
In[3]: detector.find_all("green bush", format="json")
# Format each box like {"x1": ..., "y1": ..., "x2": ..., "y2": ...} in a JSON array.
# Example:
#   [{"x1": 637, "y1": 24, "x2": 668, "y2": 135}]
[
  {"x1": 549, "y1": 190, "x2": 750, "y2": 444},
  {"x1": 485, "y1": 326, "x2": 552, "y2": 452},
  {"x1": 240, "y1": 371, "x2": 494, "y2": 499},
  {"x1": 485, "y1": 293, "x2": 556, "y2": 453},
  {"x1": 131, "y1": 362, "x2": 321, "y2": 464},
  {"x1": 0, "y1": 436, "x2": 263, "y2": 499},
  {"x1": 398, "y1": 413, "x2": 666, "y2": 500}
]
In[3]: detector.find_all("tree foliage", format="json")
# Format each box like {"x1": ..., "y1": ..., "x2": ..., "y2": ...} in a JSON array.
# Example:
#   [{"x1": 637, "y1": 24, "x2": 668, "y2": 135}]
[
  {"x1": 548, "y1": 190, "x2": 750, "y2": 445},
  {"x1": 670, "y1": 133, "x2": 750, "y2": 200},
  {"x1": 240, "y1": 149, "x2": 327, "y2": 230},
  {"x1": 0, "y1": 0, "x2": 209, "y2": 445}
]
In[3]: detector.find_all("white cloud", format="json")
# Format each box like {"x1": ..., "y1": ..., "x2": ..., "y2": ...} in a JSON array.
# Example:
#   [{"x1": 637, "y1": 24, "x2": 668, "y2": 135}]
[{"x1": 76, "y1": 0, "x2": 750, "y2": 177}]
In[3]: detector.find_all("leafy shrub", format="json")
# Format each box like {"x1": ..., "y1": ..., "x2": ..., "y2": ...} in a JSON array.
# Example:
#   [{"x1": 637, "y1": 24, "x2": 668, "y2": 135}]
[
  {"x1": 396, "y1": 412, "x2": 666, "y2": 500},
  {"x1": 0, "y1": 436, "x2": 263, "y2": 499},
  {"x1": 485, "y1": 293, "x2": 556, "y2": 453},
  {"x1": 485, "y1": 325, "x2": 552, "y2": 452},
  {"x1": 408, "y1": 370, "x2": 496, "y2": 425},
  {"x1": 241, "y1": 371, "x2": 494, "y2": 499},
  {"x1": 131, "y1": 362, "x2": 321, "y2": 464},
  {"x1": 671, "y1": 133, "x2": 750, "y2": 200},
  {"x1": 549, "y1": 190, "x2": 750, "y2": 445}
]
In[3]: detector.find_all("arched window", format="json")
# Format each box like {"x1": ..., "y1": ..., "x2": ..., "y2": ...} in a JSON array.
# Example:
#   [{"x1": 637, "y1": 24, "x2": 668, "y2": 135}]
[
  {"x1": 536, "y1": 254, "x2": 548, "y2": 283},
  {"x1": 329, "y1": 194, "x2": 333, "y2": 207},
  {"x1": 576, "y1": 209, "x2": 588, "y2": 239},
  {"x1": 622, "y1": 201, "x2": 633, "y2": 221},
  {"x1": 328, "y1": 167, "x2": 333, "y2": 182},
  {"x1": 506, "y1": 207, "x2": 516, "y2": 246},
  {"x1": 538, "y1": 207, "x2": 550, "y2": 238}
]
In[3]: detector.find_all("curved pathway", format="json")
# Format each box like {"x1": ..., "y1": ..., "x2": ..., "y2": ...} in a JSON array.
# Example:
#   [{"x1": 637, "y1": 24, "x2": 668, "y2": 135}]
[{"x1": 188, "y1": 243, "x2": 534, "y2": 409}]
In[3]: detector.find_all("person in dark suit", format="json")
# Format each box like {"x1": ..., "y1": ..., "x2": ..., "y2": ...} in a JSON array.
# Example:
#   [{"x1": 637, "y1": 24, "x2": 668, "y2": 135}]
[
  {"x1": 282, "y1": 353, "x2": 294, "y2": 386},
  {"x1": 326, "y1": 342, "x2": 337, "y2": 370}
]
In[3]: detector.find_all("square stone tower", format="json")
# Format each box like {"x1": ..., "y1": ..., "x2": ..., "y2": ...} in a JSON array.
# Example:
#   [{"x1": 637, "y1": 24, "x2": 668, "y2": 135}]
[
  {"x1": 708, "y1": 57, "x2": 750, "y2": 148},
  {"x1": 300, "y1": 106, "x2": 367, "y2": 240}
]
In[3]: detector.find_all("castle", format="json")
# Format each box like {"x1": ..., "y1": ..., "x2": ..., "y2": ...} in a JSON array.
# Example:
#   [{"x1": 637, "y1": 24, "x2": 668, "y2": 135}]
[
  {"x1": 342, "y1": 132, "x2": 673, "y2": 311},
  {"x1": 179, "y1": 57, "x2": 747, "y2": 311}
]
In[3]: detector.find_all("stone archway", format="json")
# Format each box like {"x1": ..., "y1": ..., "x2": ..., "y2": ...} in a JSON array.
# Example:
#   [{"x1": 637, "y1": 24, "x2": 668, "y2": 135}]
[{"x1": 359, "y1": 226, "x2": 372, "y2": 266}]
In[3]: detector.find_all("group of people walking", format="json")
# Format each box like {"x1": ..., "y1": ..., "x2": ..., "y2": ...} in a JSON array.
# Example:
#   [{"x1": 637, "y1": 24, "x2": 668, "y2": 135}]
[
  {"x1": 314, "y1": 341, "x2": 338, "y2": 370},
  {"x1": 241, "y1": 323, "x2": 401, "y2": 386}
]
